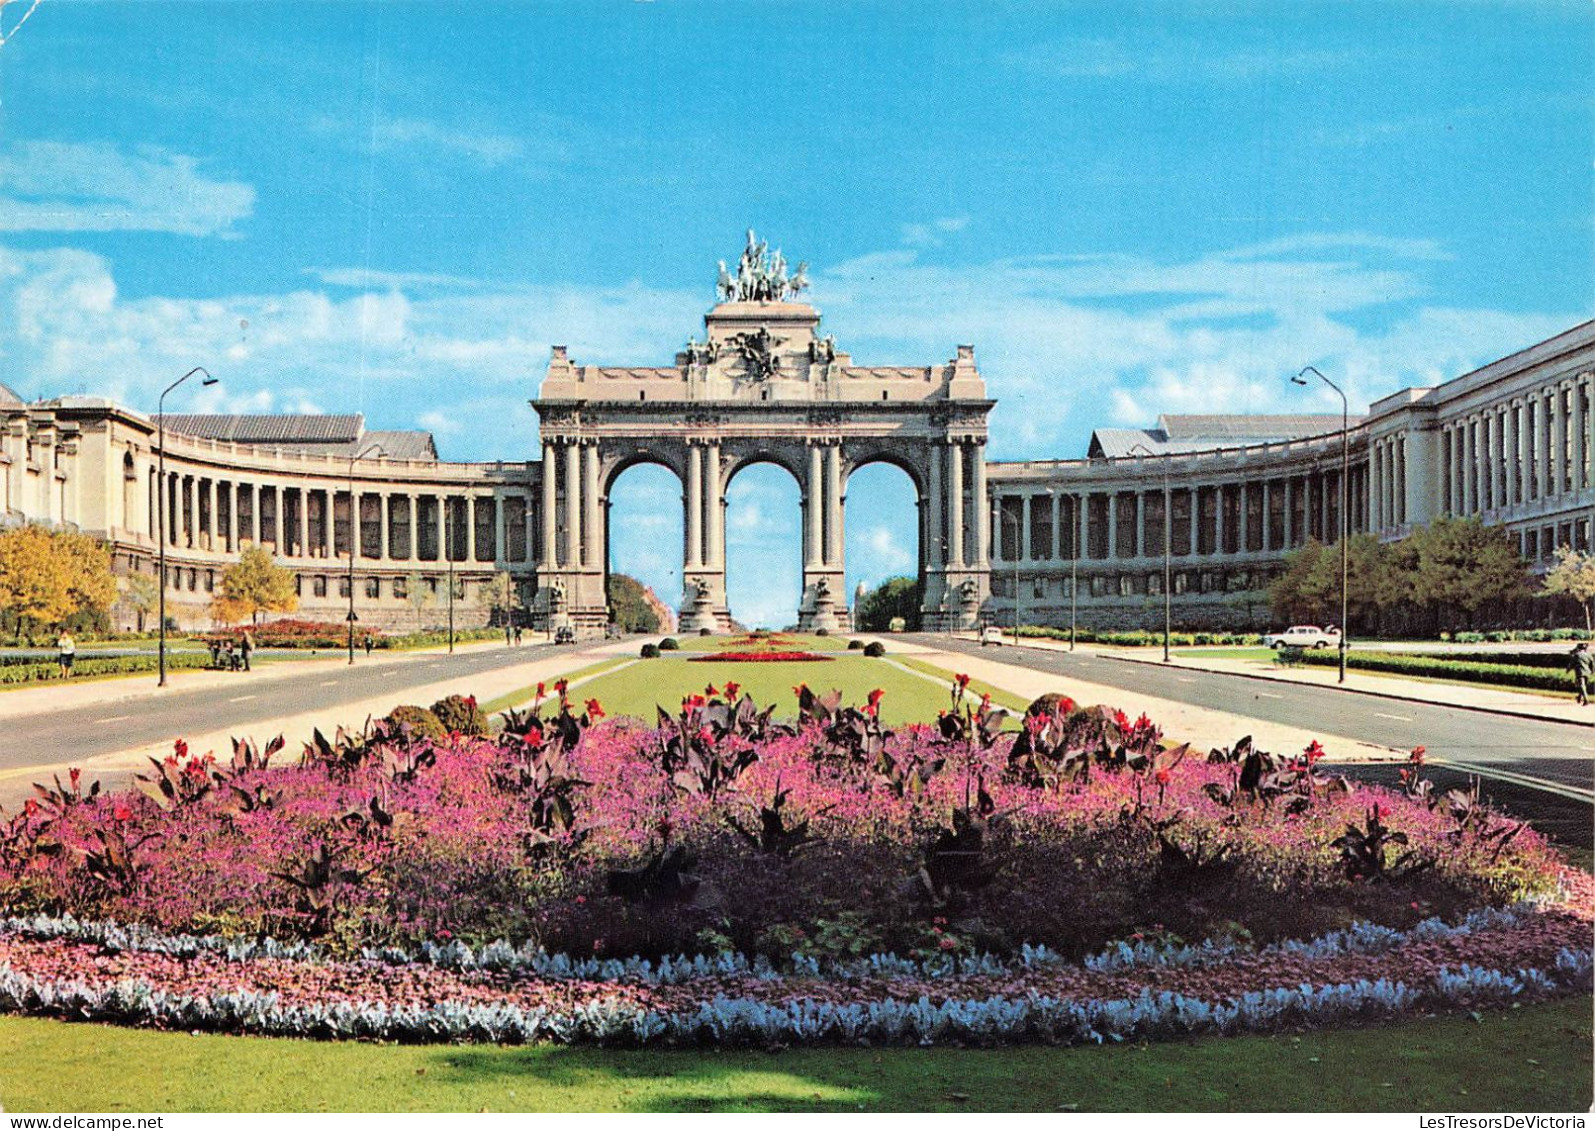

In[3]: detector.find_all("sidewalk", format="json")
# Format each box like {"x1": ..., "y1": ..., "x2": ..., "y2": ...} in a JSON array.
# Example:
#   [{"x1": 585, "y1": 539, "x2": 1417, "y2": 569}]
[
  {"x1": 0, "y1": 639, "x2": 513, "y2": 719},
  {"x1": 885, "y1": 641, "x2": 1405, "y2": 765},
  {"x1": 0, "y1": 644, "x2": 625, "y2": 810},
  {"x1": 972, "y1": 634, "x2": 1595, "y2": 727}
]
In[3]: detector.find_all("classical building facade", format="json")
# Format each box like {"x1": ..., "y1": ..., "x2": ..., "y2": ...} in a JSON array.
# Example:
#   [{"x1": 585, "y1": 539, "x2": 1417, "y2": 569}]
[{"x1": 1, "y1": 240, "x2": 1590, "y2": 634}]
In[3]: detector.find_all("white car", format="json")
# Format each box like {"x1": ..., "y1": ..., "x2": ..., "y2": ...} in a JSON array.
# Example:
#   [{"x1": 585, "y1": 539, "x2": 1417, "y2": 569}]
[
  {"x1": 1262, "y1": 625, "x2": 1341, "y2": 650},
  {"x1": 979, "y1": 625, "x2": 1005, "y2": 646}
]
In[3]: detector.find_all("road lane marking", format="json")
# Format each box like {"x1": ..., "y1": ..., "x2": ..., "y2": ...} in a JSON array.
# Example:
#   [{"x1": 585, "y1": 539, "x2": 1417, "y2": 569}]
[
  {"x1": 320, "y1": 681, "x2": 338, "y2": 687},
  {"x1": 95, "y1": 715, "x2": 129, "y2": 724},
  {"x1": 1374, "y1": 712, "x2": 1413, "y2": 722},
  {"x1": 1256, "y1": 692, "x2": 1283, "y2": 699},
  {"x1": 227, "y1": 695, "x2": 256, "y2": 703},
  {"x1": 1176, "y1": 677, "x2": 1195, "y2": 683}
]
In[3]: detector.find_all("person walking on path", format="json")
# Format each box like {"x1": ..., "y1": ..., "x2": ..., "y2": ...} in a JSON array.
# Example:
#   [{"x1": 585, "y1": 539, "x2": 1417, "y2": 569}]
[
  {"x1": 55, "y1": 632, "x2": 75, "y2": 678},
  {"x1": 363, "y1": 634, "x2": 374, "y2": 658},
  {"x1": 1572, "y1": 642, "x2": 1594, "y2": 706},
  {"x1": 239, "y1": 630, "x2": 254, "y2": 673},
  {"x1": 514, "y1": 624, "x2": 523, "y2": 647}
]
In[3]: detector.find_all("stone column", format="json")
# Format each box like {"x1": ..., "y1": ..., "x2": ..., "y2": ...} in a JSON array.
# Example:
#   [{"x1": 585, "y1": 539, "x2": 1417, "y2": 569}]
[
  {"x1": 204, "y1": 478, "x2": 217, "y2": 550},
  {"x1": 1459, "y1": 422, "x2": 1473, "y2": 514},
  {"x1": 948, "y1": 441, "x2": 965, "y2": 567},
  {"x1": 685, "y1": 441, "x2": 702, "y2": 569},
  {"x1": 294, "y1": 489, "x2": 306, "y2": 559},
  {"x1": 1050, "y1": 492, "x2": 1062, "y2": 559},
  {"x1": 825, "y1": 442, "x2": 843, "y2": 566},
  {"x1": 584, "y1": 442, "x2": 602, "y2": 571},
  {"x1": 1540, "y1": 394, "x2": 1554, "y2": 499},
  {"x1": 1261, "y1": 480, "x2": 1272, "y2": 549},
  {"x1": 1574, "y1": 379, "x2": 1589, "y2": 492},
  {"x1": 971, "y1": 441, "x2": 990, "y2": 567},
  {"x1": 1520, "y1": 401, "x2": 1535, "y2": 501},
  {"x1": 705, "y1": 442, "x2": 723, "y2": 568},
  {"x1": 462, "y1": 494, "x2": 475, "y2": 563},
  {"x1": 1215, "y1": 485, "x2": 1228, "y2": 555},
  {"x1": 321, "y1": 488, "x2": 333, "y2": 559},
  {"x1": 805, "y1": 443, "x2": 823, "y2": 568},
  {"x1": 228, "y1": 482, "x2": 240, "y2": 551},
  {"x1": 1237, "y1": 483, "x2": 1249, "y2": 553},
  {"x1": 407, "y1": 496, "x2": 419, "y2": 561},
  {"x1": 1021, "y1": 494, "x2": 1033, "y2": 561},
  {"x1": 1106, "y1": 492, "x2": 1118, "y2": 559},
  {"x1": 1491, "y1": 410, "x2": 1506, "y2": 510},
  {"x1": 1551, "y1": 386, "x2": 1567, "y2": 497},
  {"x1": 493, "y1": 491, "x2": 506, "y2": 564},
  {"x1": 184, "y1": 476, "x2": 196, "y2": 547},
  {"x1": 541, "y1": 442, "x2": 558, "y2": 567},
  {"x1": 1283, "y1": 478, "x2": 1294, "y2": 547},
  {"x1": 564, "y1": 440, "x2": 582, "y2": 568}
]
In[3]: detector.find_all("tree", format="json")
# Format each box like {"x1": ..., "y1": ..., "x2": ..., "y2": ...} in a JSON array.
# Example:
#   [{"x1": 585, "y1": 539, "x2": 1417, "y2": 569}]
[
  {"x1": 0, "y1": 524, "x2": 116, "y2": 640},
  {"x1": 121, "y1": 572, "x2": 160, "y2": 633},
  {"x1": 1268, "y1": 539, "x2": 1333, "y2": 626},
  {"x1": 478, "y1": 570, "x2": 524, "y2": 634},
  {"x1": 214, "y1": 545, "x2": 297, "y2": 626},
  {"x1": 856, "y1": 576, "x2": 922, "y2": 632},
  {"x1": 403, "y1": 571, "x2": 435, "y2": 617},
  {"x1": 1407, "y1": 516, "x2": 1528, "y2": 630},
  {"x1": 607, "y1": 573, "x2": 661, "y2": 633},
  {"x1": 1541, "y1": 545, "x2": 1595, "y2": 632}
]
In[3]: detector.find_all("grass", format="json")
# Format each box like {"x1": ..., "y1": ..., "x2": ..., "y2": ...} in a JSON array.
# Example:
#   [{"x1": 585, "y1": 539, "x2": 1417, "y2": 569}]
[
  {"x1": 0, "y1": 999, "x2": 1587, "y2": 1112},
  {"x1": 568, "y1": 640, "x2": 1019, "y2": 727},
  {"x1": 477, "y1": 657, "x2": 635, "y2": 715}
]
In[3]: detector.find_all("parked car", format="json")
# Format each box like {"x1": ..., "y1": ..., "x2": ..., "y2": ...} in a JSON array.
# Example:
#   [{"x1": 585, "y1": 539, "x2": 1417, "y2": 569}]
[
  {"x1": 554, "y1": 624, "x2": 576, "y2": 644},
  {"x1": 1262, "y1": 625, "x2": 1341, "y2": 650},
  {"x1": 979, "y1": 625, "x2": 1005, "y2": 646}
]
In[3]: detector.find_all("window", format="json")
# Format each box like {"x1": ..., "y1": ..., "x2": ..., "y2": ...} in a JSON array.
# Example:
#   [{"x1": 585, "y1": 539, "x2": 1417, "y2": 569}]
[
  {"x1": 295, "y1": 575, "x2": 303, "y2": 596},
  {"x1": 1117, "y1": 574, "x2": 1134, "y2": 597},
  {"x1": 365, "y1": 577, "x2": 380, "y2": 599},
  {"x1": 313, "y1": 576, "x2": 327, "y2": 598},
  {"x1": 393, "y1": 577, "x2": 408, "y2": 600},
  {"x1": 1032, "y1": 579, "x2": 1046, "y2": 600},
  {"x1": 1089, "y1": 576, "x2": 1107, "y2": 597},
  {"x1": 1173, "y1": 572, "x2": 1190, "y2": 595},
  {"x1": 338, "y1": 576, "x2": 351, "y2": 598},
  {"x1": 1147, "y1": 572, "x2": 1163, "y2": 596},
  {"x1": 426, "y1": 576, "x2": 439, "y2": 595},
  {"x1": 203, "y1": 570, "x2": 214, "y2": 593}
]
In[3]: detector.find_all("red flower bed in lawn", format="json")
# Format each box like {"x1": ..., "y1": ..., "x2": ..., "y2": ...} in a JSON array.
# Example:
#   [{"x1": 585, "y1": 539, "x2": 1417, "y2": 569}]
[{"x1": 688, "y1": 650, "x2": 832, "y2": 662}]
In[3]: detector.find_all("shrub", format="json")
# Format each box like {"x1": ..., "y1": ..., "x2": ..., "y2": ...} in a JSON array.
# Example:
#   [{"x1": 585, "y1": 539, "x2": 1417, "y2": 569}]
[
  {"x1": 1296, "y1": 649, "x2": 1577, "y2": 693},
  {"x1": 847, "y1": 639, "x2": 864, "y2": 650},
  {"x1": 815, "y1": 627, "x2": 829, "y2": 637},
  {"x1": 658, "y1": 637, "x2": 679, "y2": 652},
  {"x1": 700, "y1": 627, "x2": 712, "y2": 636},
  {"x1": 429, "y1": 694, "x2": 490, "y2": 737},
  {"x1": 385, "y1": 705, "x2": 447, "y2": 742},
  {"x1": 0, "y1": 652, "x2": 211, "y2": 685},
  {"x1": 863, "y1": 641, "x2": 886, "y2": 657},
  {"x1": 640, "y1": 643, "x2": 660, "y2": 659}
]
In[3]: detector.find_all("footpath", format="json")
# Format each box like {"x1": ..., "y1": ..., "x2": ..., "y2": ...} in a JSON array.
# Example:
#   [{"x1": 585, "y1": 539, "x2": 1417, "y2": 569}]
[
  {"x1": 862, "y1": 635, "x2": 1405, "y2": 766},
  {"x1": 995, "y1": 634, "x2": 1593, "y2": 727}
]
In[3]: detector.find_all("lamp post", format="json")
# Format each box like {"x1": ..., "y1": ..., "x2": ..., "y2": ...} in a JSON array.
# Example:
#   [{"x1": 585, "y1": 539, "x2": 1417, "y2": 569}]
[
  {"x1": 1293, "y1": 365, "x2": 1350, "y2": 684},
  {"x1": 344, "y1": 443, "x2": 384, "y2": 664},
  {"x1": 1128, "y1": 443, "x2": 1173, "y2": 662},
  {"x1": 156, "y1": 367, "x2": 218, "y2": 687}
]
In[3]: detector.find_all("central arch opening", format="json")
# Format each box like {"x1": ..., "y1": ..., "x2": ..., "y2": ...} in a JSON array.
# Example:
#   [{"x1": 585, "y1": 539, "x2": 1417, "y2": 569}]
[
  {"x1": 724, "y1": 461, "x2": 802, "y2": 630},
  {"x1": 845, "y1": 461, "x2": 922, "y2": 631},
  {"x1": 605, "y1": 461, "x2": 683, "y2": 633}
]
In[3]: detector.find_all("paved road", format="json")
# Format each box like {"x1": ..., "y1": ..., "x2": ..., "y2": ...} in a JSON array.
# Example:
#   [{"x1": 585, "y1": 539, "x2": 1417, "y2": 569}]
[
  {"x1": 915, "y1": 635, "x2": 1595, "y2": 798},
  {"x1": 0, "y1": 644, "x2": 565, "y2": 773}
]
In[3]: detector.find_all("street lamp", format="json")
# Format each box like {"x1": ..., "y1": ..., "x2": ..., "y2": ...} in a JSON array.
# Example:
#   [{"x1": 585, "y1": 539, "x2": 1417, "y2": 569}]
[
  {"x1": 1128, "y1": 442, "x2": 1173, "y2": 662},
  {"x1": 344, "y1": 443, "x2": 384, "y2": 664},
  {"x1": 1292, "y1": 365, "x2": 1350, "y2": 684},
  {"x1": 156, "y1": 367, "x2": 218, "y2": 688}
]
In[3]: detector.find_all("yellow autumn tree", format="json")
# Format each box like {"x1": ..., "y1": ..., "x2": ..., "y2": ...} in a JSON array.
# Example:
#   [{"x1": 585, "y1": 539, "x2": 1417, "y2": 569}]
[
  {"x1": 212, "y1": 544, "x2": 297, "y2": 626},
  {"x1": 0, "y1": 524, "x2": 117, "y2": 639}
]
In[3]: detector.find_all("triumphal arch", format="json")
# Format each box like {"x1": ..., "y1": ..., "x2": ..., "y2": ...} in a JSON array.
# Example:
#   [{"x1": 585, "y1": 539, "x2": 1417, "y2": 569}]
[{"x1": 530, "y1": 232, "x2": 994, "y2": 633}]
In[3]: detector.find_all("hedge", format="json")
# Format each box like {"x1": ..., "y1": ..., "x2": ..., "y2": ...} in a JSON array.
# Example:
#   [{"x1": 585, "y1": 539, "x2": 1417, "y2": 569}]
[
  {"x1": 0, "y1": 652, "x2": 212, "y2": 686},
  {"x1": 1015, "y1": 626, "x2": 1266, "y2": 648},
  {"x1": 1295, "y1": 649, "x2": 1578, "y2": 693}
]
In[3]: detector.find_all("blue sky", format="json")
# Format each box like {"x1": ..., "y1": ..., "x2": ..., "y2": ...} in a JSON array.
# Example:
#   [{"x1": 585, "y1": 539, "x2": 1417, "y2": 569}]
[{"x1": 0, "y1": 2, "x2": 1588, "y2": 625}]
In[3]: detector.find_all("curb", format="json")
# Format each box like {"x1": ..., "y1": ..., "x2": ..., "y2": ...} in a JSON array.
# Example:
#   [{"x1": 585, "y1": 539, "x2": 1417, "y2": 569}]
[{"x1": 1095, "y1": 650, "x2": 1595, "y2": 729}]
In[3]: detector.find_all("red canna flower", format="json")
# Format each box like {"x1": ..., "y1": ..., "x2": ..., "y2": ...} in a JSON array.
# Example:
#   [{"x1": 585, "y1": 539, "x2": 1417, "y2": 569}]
[
  {"x1": 723, "y1": 681, "x2": 741, "y2": 700},
  {"x1": 535, "y1": 681, "x2": 546, "y2": 701},
  {"x1": 1409, "y1": 745, "x2": 1426, "y2": 765},
  {"x1": 68, "y1": 767, "x2": 81, "y2": 788},
  {"x1": 704, "y1": 684, "x2": 719, "y2": 698},
  {"x1": 173, "y1": 739, "x2": 188, "y2": 759},
  {"x1": 866, "y1": 688, "x2": 885, "y2": 717},
  {"x1": 1154, "y1": 768, "x2": 1171, "y2": 786},
  {"x1": 112, "y1": 803, "x2": 132, "y2": 822},
  {"x1": 584, "y1": 698, "x2": 605, "y2": 720},
  {"x1": 793, "y1": 683, "x2": 809, "y2": 699},
  {"x1": 1304, "y1": 740, "x2": 1326, "y2": 764}
]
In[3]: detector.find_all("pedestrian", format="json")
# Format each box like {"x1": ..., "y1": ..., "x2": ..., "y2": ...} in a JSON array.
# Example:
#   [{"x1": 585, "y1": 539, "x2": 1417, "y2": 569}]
[
  {"x1": 240, "y1": 630, "x2": 254, "y2": 673},
  {"x1": 208, "y1": 638, "x2": 221, "y2": 669},
  {"x1": 56, "y1": 631, "x2": 75, "y2": 678},
  {"x1": 1571, "y1": 642, "x2": 1594, "y2": 706},
  {"x1": 363, "y1": 634, "x2": 373, "y2": 657},
  {"x1": 514, "y1": 625, "x2": 523, "y2": 647}
]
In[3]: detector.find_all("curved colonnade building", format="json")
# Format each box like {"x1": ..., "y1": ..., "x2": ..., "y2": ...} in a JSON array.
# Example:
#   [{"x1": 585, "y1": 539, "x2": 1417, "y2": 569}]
[{"x1": 0, "y1": 311, "x2": 1590, "y2": 635}]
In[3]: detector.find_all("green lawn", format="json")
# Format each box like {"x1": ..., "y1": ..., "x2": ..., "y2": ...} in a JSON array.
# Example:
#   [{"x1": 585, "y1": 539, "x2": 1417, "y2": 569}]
[
  {"x1": 573, "y1": 651, "x2": 966, "y2": 726},
  {"x1": 0, "y1": 999, "x2": 1587, "y2": 1112}
]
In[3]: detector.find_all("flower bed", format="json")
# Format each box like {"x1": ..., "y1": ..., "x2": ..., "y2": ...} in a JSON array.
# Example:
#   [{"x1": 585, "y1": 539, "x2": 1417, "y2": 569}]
[
  {"x1": 688, "y1": 651, "x2": 832, "y2": 662},
  {"x1": 1, "y1": 679, "x2": 1585, "y2": 1045}
]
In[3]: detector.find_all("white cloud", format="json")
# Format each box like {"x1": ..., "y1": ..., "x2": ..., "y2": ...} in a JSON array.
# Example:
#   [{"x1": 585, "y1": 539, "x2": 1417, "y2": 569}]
[
  {"x1": 1005, "y1": 38, "x2": 1353, "y2": 83},
  {"x1": 901, "y1": 216, "x2": 971, "y2": 248},
  {"x1": 367, "y1": 116, "x2": 526, "y2": 167},
  {"x1": 815, "y1": 235, "x2": 1580, "y2": 460},
  {"x1": 0, "y1": 142, "x2": 254, "y2": 236}
]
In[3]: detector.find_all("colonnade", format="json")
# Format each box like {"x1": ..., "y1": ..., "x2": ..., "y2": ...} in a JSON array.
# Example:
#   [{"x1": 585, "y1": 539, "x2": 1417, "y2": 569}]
[
  {"x1": 149, "y1": 470, "x2": 533, "y2": 568},
  {"x1": 540, "y1": 437, "x2": 605, "y2": 571},
  {"x1": 991, "y1": 466, "x2": 1360, "y2": 566},
  {"x1": 1441, "y1": 375, "x2": 1592, "y2": 516}
]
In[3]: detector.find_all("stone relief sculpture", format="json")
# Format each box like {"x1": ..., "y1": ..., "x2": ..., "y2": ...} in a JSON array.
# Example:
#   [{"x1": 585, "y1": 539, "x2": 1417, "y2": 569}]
[
  {"x1": 808, "y1": 334, "x2": 836, "y2": 365},
  {"x1": 721, "y1": 230, "x2": 810, "y2": 303},
  {"x1": 728, "y1": 324, "x2": 784, "y2": 383},
  {"x1": 957, "y1": 578, "x2": 979, "y2": 605}
]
